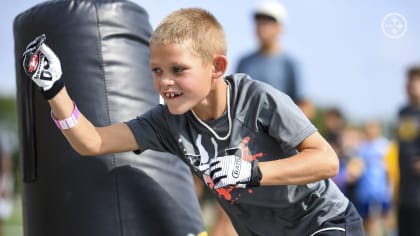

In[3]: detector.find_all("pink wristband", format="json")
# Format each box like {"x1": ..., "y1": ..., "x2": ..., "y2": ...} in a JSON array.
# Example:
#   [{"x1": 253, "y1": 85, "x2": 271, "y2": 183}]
[{"x1": 51, "y1": 103, "x2": 79, "y2": 129}]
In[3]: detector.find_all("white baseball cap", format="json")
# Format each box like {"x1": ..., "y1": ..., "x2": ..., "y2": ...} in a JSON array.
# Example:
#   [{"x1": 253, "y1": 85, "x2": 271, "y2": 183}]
[{"x1": 254, "y1": 0, "x2": 288, "y2": 24}]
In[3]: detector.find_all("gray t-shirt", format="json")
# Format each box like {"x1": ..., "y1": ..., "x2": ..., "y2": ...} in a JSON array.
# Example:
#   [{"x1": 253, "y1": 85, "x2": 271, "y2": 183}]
[{"x1": 126, "y1": 73, "x2": 348, "y2": 235}]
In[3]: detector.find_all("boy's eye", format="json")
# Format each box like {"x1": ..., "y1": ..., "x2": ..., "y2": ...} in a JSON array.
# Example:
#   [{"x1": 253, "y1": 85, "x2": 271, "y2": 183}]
[
  {"x1": 173, "y1": 67, "x2": 185, "y2": 74},
  {"x1": 151, "y1": 68, "x2": 162, "y2": 74}
]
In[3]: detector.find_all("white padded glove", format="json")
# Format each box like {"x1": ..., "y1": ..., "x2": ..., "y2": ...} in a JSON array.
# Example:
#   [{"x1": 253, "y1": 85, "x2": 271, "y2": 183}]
[
  {"x1": 22, "y1": 34, "x2": 64, "y2": 99},
  {"x1": 209, "y1": 148, "x2": 262, "y2": 189}
]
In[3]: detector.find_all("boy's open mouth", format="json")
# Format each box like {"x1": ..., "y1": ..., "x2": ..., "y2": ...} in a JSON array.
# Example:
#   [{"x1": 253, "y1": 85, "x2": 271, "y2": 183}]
[{"x1": 164, "y1": 92, "x2": 183, "y2": 98}]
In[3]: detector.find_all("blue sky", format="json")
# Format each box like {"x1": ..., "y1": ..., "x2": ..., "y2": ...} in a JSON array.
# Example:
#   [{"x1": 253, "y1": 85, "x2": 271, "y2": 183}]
[{"x1": 2, "y1": 0, "x2": 420, "y2": 122}]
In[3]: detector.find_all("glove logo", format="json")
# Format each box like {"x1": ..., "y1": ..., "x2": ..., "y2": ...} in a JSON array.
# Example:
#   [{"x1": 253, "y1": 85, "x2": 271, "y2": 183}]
[
  {"x1": 28, "y1": 54, "x2": 39, "y2": 73},
  {"x1": 232, "y1": 155, "x2": 242, "y2": 178}
]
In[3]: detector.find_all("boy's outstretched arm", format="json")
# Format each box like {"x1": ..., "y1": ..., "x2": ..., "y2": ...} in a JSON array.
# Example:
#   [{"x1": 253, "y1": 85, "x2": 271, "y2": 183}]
[
  {"x1": 259, "y1": 131, "x2": 339, "y2": 186},
  {"x1": 49, "y1": 88, "x2": 139, "y2": 156},
  {"x1": 23, "y1": 34, "x2": 139, "y2": 156}
]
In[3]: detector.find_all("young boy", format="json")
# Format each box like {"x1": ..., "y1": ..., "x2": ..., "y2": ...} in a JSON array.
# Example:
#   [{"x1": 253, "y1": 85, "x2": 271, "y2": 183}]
[{"x1": 23, "y1": 8, "x2": 364, "y2": 236}]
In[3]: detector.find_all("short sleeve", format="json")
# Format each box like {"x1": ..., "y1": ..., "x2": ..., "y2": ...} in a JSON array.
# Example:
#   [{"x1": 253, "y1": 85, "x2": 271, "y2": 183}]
[
  {"x1": 257, "y1": 84, "x2": 316, "y2": 152},
  {"x1": 125, "y1": 105, "x2": 180, "y2": 155}
]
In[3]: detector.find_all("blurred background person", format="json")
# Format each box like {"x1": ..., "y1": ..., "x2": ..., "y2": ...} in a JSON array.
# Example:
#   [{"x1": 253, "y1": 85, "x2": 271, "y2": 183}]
[
  {"x1": 323, "y1": 108, "x2": 347, "y2": 192},
  {"x1": 321, "y1": 108, "x2": 363, "y2": 207},
  {"x1": 0, "y1": 130, "x2": 13, "y2": 236},
  {"x1": 236, "y1": 0, "x2": 301, "y2": 103},
  {"x1": 396, "y1": 65, "x2": 420, "y2": 236},
  {"x1": 323, "y1": 107, "x2": 346, "y2": 147},
  {"x1": 383, "y1": 139, "x2": 399, "y2": 236},
  {"x1": 297, "y1": 98, "x2": 315, "y2": 121},
  {"x1": 338, "y1": 125, "x2": 365, "y2": 204},
  {"x1": 354, "y1": 121, "x2": 392, "y2": 236}
]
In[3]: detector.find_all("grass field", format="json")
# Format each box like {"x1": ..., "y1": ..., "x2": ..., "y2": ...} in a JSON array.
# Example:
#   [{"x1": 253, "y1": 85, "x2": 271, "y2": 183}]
[{"x1": 3, "y1": 195, "x2": 23, "y2": 236}]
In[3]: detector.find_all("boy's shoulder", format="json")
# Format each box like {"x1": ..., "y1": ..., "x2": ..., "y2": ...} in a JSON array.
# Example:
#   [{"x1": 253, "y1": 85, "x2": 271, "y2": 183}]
[
  {"x1": 227, "y1": 73, "x2": 289, "y2": 98},
  {"x1": 225, "y1": 73, "x2": 296, "y2": 117},
  {"x1": 226, "y1": 73, "x2": 264, "y2": 94},
  {"x1": 226, "y1": 72, "x2": 267, "y2": 88}
]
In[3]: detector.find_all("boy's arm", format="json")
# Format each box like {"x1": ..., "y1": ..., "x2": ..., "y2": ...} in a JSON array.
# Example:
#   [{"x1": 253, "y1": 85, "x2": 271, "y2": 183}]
[
  {"x1": 209, "y1": 131, "x2": 338, "y2": 189},
  {"x1": 49, "y1": 88, "x2": 139, "y2": 156},
  {"x1": 23, "y1": 34, "x2": 139, "y2": 156},
  {"x1": 259, "y1": 131, "x2": 339, "y2": 185},
  {"x1": 209, "y1": 89, "x2": 338, "y2": 189}
]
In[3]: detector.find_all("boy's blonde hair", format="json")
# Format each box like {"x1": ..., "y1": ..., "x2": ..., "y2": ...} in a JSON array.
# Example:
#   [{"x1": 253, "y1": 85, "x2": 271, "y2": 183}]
[{"x1": 150, "y1": 8, "x2": 227, "y2": 64}]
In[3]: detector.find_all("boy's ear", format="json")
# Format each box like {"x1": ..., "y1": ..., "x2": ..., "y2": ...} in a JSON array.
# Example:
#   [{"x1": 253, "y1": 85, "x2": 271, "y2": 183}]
[{"x1": 212, "y1": 55, "x2": 228, "y2": 79}]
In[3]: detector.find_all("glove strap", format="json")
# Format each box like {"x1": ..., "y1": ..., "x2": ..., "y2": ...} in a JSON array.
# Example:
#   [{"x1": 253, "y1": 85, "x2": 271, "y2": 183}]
[
  {"x1": 51, "y1": 103, "x2": 79, "y2": 130},
  {"x1": 40, "y1": 78, "x2": 64, "y2": 100},
  {"x1": 248, "y1": 160, "x2": 262, "y2": 187}
]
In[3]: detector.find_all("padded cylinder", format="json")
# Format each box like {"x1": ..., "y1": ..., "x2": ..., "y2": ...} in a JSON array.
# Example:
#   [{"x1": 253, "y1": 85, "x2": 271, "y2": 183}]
[{"x1": 13, "y1": 0, "x2": 204, "y2": 235}]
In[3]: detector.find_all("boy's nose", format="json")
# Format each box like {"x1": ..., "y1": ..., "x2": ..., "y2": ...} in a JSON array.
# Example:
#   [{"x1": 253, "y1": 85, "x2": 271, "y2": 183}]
[{"x1": 160, "y1": 77, "x2": 175, "y2": 89}]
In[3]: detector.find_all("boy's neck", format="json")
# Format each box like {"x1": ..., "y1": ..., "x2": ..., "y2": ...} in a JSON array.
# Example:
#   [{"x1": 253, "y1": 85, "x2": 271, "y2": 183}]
[
  {"x1": 259, "y1": 43, "x2": 281, "y2": 55},
  {"x1": 191, "y1": 80, "x2": 228, "y2": 121}
]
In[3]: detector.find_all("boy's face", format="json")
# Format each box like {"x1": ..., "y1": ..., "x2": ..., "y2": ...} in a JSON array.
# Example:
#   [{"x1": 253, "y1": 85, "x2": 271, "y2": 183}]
[
  {"x1": 150, "y1": 43, "x2": 214, "y2": 115},
  {"x1": 255, "y1": 15, "x2": 281, "y2": 46}
]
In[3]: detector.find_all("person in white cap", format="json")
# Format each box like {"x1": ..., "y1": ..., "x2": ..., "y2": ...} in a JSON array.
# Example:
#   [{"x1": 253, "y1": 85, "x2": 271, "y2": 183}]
[{"x1": 236, "y1": 0, "x2": 300, "y2": 103}]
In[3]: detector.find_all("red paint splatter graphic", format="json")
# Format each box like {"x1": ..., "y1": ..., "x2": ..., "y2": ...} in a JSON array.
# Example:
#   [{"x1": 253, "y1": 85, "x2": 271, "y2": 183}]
[
  {"x1": 202, "y1": 136, "x2": 264, "y2": 203},
  {"x1": 204, "y1": 175, "x2": 234, "y2": 201},
  {"x1": 239, "y1": 136, "x2": 263, "y2": 161}
]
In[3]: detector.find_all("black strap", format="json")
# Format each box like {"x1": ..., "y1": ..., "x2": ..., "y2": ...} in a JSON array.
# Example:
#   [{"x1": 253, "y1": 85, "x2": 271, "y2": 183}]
[
  {"x1": 248, "y1": 160, "x2": 262, "y2": 187},
  {"x1": 39, "y1": 78, "x2": 64, "y2": 100}
]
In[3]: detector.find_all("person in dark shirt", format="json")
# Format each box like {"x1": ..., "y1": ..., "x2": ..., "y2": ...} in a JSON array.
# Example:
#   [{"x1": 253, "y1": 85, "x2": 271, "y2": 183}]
[{"x1": 396, "y1": 65, "x2": 420, "y2": 236}]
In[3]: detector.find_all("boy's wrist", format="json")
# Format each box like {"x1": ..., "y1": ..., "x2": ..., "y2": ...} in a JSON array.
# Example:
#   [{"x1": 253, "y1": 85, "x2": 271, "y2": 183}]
[
  {"x1": 40, "y1": 77, "x2": 64, "y2": 100},
  {"x1": 48, "y1": 87, "x2": 78, "y2": 124},
  {"x1": 51, "y1": 102, "x2": 79, "y2": 129},
  {"x1": 248, "y1": 160, "x2": 262, "y2": 187}
]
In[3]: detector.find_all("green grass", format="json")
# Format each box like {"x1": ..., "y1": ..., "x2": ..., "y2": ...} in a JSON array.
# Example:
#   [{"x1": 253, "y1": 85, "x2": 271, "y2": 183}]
[{"x1": 3, "y1": 195, "x2": 23, "y2": 236}]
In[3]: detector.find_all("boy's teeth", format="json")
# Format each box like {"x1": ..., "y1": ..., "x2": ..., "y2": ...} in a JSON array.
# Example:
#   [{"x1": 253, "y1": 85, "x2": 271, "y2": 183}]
[{"x1": 165, "y1": 92, "x2": 182, "y2": 98}]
